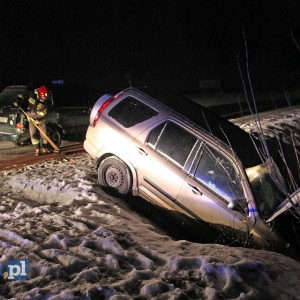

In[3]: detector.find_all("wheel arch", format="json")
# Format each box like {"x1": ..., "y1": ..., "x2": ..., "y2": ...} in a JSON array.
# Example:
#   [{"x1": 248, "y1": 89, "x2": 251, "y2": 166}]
[
  {"x1": 95, "y1": 153, "x2": 139, "y2": 195},
  {"x1": 46, "y1": 122, "x2": 64, "y2": 136},
  {"x1": 46, "y1": 122, "x2": 64, "y2": 147}
]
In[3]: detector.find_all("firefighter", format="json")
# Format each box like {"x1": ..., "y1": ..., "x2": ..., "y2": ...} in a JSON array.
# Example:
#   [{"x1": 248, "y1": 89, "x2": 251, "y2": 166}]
[{"x1": 27, "y1": 85, "x2": 51, "y2": 156}]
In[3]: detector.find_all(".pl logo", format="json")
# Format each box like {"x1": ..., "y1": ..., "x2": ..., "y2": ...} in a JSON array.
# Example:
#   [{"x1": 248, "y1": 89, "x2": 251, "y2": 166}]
[{"x1": 3, "y1": 260, "x2": 29, "y2": 281}]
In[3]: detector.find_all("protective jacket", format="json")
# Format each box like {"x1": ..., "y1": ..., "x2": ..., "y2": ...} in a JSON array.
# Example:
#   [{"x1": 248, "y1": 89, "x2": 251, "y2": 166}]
[{"x1": 27, "y1": 96, "x2": 48, "y2": 124}]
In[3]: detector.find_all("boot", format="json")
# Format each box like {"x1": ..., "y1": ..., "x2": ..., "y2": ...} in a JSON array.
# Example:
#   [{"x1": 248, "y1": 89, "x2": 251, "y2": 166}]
[
  {"x1": 35, "y1": 149, "x2": 40, "y2": 156},
  {"x1": 42, "y1": 147, "x2": 51, "y2": 154}
]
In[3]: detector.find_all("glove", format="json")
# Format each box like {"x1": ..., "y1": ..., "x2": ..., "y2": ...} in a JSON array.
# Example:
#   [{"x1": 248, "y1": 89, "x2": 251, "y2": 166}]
[
  {"x1": 27, "y1": 116, "x2": 36, "y2": 123},
  {"x1": 13, "y1": 94, "x2": 24, "y2": 107},
  {"x1": 17, "y1": 94, "x2": 24, "y2": 101}
]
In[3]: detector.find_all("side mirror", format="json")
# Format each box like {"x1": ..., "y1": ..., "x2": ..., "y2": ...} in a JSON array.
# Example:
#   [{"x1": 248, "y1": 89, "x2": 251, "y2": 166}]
[{"x1": 227, "y1": 201, "x2": 235, "y2": 209}]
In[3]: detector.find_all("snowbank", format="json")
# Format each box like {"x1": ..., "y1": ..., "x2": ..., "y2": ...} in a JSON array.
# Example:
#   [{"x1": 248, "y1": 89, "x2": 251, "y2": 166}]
[{"x1": 0, "y1": 153, "x2": 299, "y2": 299}]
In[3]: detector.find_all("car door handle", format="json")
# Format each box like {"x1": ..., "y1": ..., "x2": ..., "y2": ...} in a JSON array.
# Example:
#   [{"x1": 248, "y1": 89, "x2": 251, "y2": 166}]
[
  {"x1": 188, "y1": 184, "x2": 203, "y2": 196},
  {"x1": 137, "y1": 147, "x2": 148, "y2": 156}
]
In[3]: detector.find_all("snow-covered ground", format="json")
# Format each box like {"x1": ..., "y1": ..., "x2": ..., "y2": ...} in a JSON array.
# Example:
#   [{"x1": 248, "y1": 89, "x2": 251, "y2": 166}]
[
  {"x1": 231, "y1": 105, "x2": 300, "y2": 144},
  {"x1": 0, "y1": 107, "x2": 300, "y2": 299}
]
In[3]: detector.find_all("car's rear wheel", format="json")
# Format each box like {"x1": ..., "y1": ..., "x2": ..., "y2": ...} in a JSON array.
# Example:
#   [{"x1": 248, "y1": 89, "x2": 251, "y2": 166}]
[{"x1": 98, "y1": 156, "x2": 132, "y2": 195}]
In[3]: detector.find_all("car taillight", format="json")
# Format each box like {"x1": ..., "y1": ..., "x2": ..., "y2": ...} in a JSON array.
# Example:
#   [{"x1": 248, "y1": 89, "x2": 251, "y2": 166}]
[
  {"x1": 92, "y1": 93, "x2": 122, "y2": 126},
  {"x1": 15, "y1": 123, "x2": 24, "y2": 130}
]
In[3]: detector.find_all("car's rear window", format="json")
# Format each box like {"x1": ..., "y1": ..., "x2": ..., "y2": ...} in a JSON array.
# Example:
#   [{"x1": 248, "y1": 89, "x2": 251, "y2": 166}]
[
  {"x1": 108, "y1": 97, "x2": 158, "y2": 128},
  {"x1": 0, "y1": 88, "x2": 29, "y2": 107}
]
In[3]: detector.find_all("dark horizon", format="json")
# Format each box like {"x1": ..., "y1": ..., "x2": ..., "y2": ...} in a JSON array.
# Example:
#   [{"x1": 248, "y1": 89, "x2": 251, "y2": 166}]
[{"x1": 1, "y1": 0, "x2": 300, "y2": 94}]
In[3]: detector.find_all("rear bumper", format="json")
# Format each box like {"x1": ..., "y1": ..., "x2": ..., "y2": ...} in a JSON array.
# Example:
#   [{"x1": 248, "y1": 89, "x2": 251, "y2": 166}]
[{"x1": 11, "y1": 132, "x2": 28, "y2": 143}]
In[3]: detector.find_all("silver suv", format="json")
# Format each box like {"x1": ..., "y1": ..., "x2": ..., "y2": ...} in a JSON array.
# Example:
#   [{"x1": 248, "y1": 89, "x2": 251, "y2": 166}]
[{"x1": 84, "y1": 87, "x2": 300, "y2": 255}]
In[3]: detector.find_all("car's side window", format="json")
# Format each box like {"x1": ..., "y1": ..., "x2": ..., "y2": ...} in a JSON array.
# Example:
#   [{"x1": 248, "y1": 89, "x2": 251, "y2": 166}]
[
  {"x1": 108, "y1": 97, "x2": 158, "y2": 128},
  {"x1": 147, "y1": 121, "x2": 197, "y2": 167},
  {"x1": 195, "y1": 144, "x2": 244, "y2": 203}
]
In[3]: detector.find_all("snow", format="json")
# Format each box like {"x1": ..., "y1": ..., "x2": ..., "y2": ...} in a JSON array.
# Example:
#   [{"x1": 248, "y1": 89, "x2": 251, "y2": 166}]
[{"x1": 0, "y1": 107, "x2": 300, "y2": 299}]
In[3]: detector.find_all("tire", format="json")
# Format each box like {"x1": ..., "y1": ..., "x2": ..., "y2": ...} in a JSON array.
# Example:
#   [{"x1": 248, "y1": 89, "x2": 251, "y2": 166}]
[
  {"x1": 47, "y1": 125, "x2": 62, "y2": 147},
  {"x1": 98, "y1": 156, "x2": 132, "y2": 195}
]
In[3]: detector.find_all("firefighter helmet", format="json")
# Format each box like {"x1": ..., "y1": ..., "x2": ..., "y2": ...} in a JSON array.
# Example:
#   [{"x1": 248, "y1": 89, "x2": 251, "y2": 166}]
[{"x1": 37, "y1": 85, "x2": 48, "y2": 100}]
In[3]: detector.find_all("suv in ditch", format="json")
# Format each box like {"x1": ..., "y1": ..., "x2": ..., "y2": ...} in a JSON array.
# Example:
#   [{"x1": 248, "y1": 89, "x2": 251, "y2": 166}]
[
  {"x1": 84, "y1": 87, "x2": 300, "y2": 257},
  {"x1": 0, "y1": 84, "x2": 93, "y2": 146}
]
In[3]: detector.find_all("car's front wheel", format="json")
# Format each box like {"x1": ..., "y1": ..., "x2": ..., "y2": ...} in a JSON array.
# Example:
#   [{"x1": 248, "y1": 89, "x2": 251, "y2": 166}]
[{"x1": 98, "y1": 156, "x2": 132, "y2": 195}]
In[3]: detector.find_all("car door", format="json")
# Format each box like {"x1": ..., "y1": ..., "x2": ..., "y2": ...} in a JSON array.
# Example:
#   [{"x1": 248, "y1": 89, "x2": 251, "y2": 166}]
[
  {"x1": 0, "y1": 106, "x2": 14, "y2": 136},
  {"x1": 176, "y1": 142, "x2": 250, "y2": 236},
  {"x1": 133, "y1": 120, "x2": 198, "y2": 210}
]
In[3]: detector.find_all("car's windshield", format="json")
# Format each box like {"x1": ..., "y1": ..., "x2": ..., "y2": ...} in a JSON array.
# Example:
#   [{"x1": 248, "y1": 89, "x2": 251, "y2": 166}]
[{"x1": 246, "y1": 161, "x2": 287, "y2": 219}]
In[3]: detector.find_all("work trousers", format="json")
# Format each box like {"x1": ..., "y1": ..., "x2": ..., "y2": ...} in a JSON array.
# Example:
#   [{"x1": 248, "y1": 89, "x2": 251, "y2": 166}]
[{"x1": 29, "y1": 120, "x2": 48, "y2": 149}]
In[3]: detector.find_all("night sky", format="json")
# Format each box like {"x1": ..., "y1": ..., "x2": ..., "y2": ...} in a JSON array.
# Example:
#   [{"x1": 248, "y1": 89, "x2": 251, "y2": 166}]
[{"x1": 1, "y1": 0, "x2": 300, "y2": 94}]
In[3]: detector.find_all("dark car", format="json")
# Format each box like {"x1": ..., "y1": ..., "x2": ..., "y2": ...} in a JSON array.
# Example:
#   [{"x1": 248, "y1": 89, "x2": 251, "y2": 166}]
[
  {"x1": 0, "y1": 84, "x2": 94, "y2": 146},
  {"x1": 0, "y1": 85, "x2": 29, "y2": 143}
]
